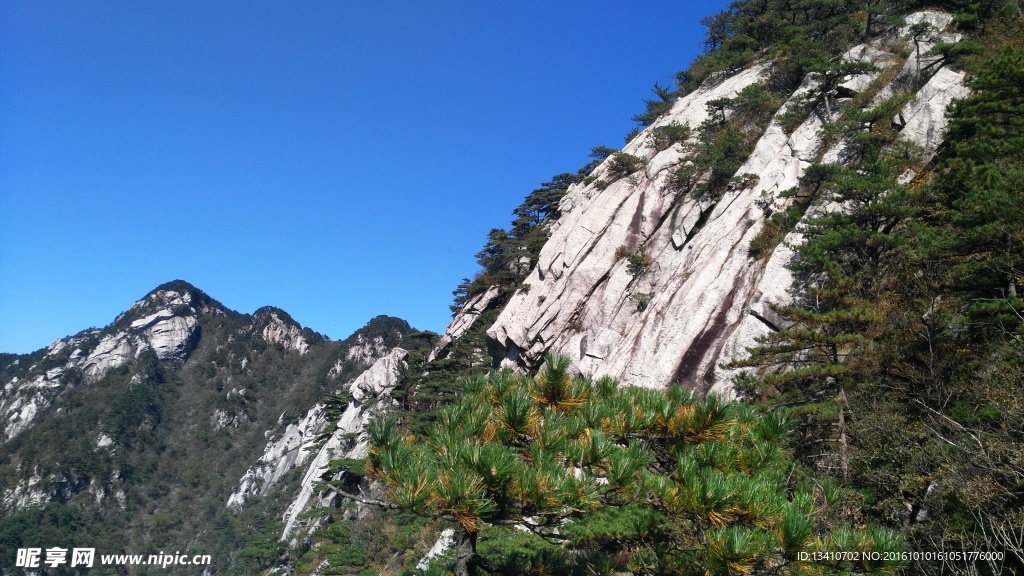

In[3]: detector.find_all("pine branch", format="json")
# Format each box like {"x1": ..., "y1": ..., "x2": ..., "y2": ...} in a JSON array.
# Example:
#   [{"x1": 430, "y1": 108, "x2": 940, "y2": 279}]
[{"x1": 323, "y1": 484, "x2": 398, "y2": 510}]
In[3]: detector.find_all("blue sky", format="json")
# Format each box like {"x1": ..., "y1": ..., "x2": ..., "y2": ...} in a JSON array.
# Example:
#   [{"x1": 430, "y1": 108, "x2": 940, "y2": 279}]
[{"x1": 1, "y1": 1, "x2": 728, "y2": 354}]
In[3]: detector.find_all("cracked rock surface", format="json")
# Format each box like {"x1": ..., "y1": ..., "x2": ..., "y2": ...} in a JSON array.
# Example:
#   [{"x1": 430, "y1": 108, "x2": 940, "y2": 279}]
[{"x1": 487, "y1": 11, "x2": 966, "y2": 395}]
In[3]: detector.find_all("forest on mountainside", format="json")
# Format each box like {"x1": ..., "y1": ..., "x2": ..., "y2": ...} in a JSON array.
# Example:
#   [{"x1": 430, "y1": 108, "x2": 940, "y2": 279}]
[
  {"x1": 0, "y1": 284, "x2": 430, "y2": 576},
  {"x1": 297, "y1": 1, "x2": 1023, "y2": 575}
]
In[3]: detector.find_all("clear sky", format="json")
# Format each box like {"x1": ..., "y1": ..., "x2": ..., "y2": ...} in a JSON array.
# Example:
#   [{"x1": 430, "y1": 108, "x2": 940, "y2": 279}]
[{"x1": 1, "y1": 1, "x2": 729, "y2": 354}]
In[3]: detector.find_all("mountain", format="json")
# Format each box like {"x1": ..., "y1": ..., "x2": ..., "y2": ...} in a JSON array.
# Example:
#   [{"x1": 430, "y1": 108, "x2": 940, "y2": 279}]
[
  {"x1": 358, "y1": 5, "x2": 1022, "y2": 575},
  {"x1": 485, "y1": 11, "x2": 967, "y2": 394},
  {"x1": 0, "y1": 280, "x2": 430, "y2": 574},
  {"x1": 4, "y1": 2, "x2": 1023, "y2": 575}
]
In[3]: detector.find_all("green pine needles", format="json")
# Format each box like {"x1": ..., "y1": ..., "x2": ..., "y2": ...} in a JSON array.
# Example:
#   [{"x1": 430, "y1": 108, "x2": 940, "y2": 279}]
[{"x1": 361, "y1": 353, "x2": 903, "y2": 576}]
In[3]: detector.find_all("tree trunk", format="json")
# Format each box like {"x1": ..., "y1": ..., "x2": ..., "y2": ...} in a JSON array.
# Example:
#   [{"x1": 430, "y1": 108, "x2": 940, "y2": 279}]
[
  {"x1": 454, "y1": 528, "x2": 479, "y2": 576},
  {"x1": 837, "y1": 387, "x2": 850, "y2": 481}
]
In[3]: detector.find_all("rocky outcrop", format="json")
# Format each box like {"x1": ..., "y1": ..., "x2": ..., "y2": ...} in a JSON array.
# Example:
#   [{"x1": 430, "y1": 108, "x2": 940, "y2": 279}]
[
  {"x1": 1, "y1": 288, "x2": 206, "y2": 442},
  {"x1": 1, "y1": 464, "x2": 125, "y2": 513},
  {"x1": 129, "y1": 309, "x2": 198, "y2": 360},
  {"x1": 344, "y1": 334, "x2": 390, "y2": 366},
  {"x1": 254, "y1": 308, "x2": 310, "y2": 355},
  {"x1": 227, "y1": 407, "x2": 330, "y2": 510},
  {"x1": 1, "y1": 471, "x2": 48, "y2": 512},
  {"x1": 487, "y1": 11, "x2": 966, "y2": 395},
  {"x1": 428, "y1": 285, "x2": 501, "y2": 362},
  {"x1": 417, "y1": 529, "x2": 456, "y2": 570},
  {"x1": 710, "y1": 13, "x2": 970, "y2": 394},
  {"x1": 82, "y1": 288, "x2": 204, "y2": 378},
  {"x1": 0, "y1": 282, "x2": 423, "y2": 574},
  {"x1": 279, "y1": 347, "x2": 407, "y2": 540},
  {"x1": 225, "y1": 347, "x2": 408, "y2": 540}
]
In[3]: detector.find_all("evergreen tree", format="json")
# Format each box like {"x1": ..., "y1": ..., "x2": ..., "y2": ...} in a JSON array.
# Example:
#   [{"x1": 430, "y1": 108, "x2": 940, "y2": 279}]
[
  {"x1": 733, "y1": 37, "x2": 1024, "y2": 576},
  {"x1": 354, "y1": 355, "x2": 902, "y2": 576},
  {"x1": 926, "y1": 45, "x2": 1024, "y2": 318},
  {"x1": 450, "y1": 173, "x2": 581, "y2": 314}
]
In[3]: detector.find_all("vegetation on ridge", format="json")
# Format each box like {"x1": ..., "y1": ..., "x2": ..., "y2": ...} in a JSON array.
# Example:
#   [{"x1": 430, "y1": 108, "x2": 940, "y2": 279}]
[{"x1": 0, "y1": 301, "x2": 423, "y2": 575}]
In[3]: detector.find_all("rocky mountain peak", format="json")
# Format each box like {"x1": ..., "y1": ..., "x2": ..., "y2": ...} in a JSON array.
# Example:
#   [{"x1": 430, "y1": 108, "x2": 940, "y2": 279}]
[
  {"x1": 252, "y1": 307, "x2": 311, "y2": 355},
  {"x1": 1, "y1": 282, "x2": 226, "y2": 442},
  {"x1": 118, "y1": 280, "x2": 219, "y2": 321}
]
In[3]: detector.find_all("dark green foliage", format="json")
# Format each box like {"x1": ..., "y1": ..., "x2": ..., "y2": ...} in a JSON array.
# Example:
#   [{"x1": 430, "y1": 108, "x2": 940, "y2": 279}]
[
  {"x1": 649, "y1": 121, "x2": 692, "y2": 151},
  {"x1": 672, "y1": 82, "x2": 785, "y2": 198},
  {"x1": 613, "y1": 0, "x2": 1024, "y2": 150},
  {"x1": 351, "y1": 315, "x2": 419, "y2": 349},
  {"x1": 772, "y1": 57, "x2": 885, "y2": 137},
  {"x1": 748, "y1": 204, "x2": 801, "y2": 260},
  {"x1": 614, "y1": 245, "x2": 653, "y2": 277},
  {"x1": 234, "y1": 519, "x2": 287, "y2": 573},
  {"x1": 588, "y1": 145, "x2": 616, "y2": 161},
  {"x1": 629, "y1": 291, "x2": 654, "y2": 313},
  {"x1": 296, "y1": 508, "x2": 431, "y2": 576},
  {"x1": 690, "y1": 1, "x2": 897, "y2": 95},
  {"x1": 451, "y1": 171, "x2": 585, "y2": 313},
  {"x1": 604, "y1": 152, "x2": 646, "y2": 180},
  {"x1": 622, "y1": 125, "x2": 643, "y2": 144},
  {"x1": 392, "y1": 308, "x2": 496, "y2": 437},
  {"x1": 748, "y1": 163, "x2": 843, "y2": 261},
  {"x1": 666, "y1": 0, "x2": 869, "y2": 106},
  {"x1": 928, "y1": 45, "x2": 1024, "y2": 310},
  {"x1": 631, "y1": 82, "x2": 675, "y2": 127},
  {"x1": 733, "y1": 28, "x2": 1024, "y2": 575}
]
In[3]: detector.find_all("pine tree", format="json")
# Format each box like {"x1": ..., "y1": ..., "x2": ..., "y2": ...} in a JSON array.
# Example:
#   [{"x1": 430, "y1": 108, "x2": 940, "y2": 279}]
[
  {"x1": 732, "y1": 39, "x2": 1024, "y2": 576},
  {"x1": 351, "y1": 354, "x2": 902, "y2": 576},
  {"x1": 926, "y1": 45, "x2": 1024, "y2": 323}
]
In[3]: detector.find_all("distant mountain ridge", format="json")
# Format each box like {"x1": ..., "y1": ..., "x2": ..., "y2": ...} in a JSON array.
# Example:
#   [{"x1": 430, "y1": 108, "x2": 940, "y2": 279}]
[{"x1": 0, "y1": 280, "x2": 427, "y2": 574}]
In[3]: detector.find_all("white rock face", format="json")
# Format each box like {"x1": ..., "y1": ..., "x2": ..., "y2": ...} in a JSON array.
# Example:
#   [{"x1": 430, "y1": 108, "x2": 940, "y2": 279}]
[
  {"x1": 428, "y1": 284, "x2": 501, "y2": 362},
  {"x1": 3, "y1": 388, "x2": 42, "y2": 440},
  {"x1": 82, "y1": 289, "x2": 202, "y2": 379},
  {"x1": 487, "y1": 12, "x2": 966, "y2": 394},
  {"x1": 899, "y1": 10, "x2": 956, "y2": 39},
  {"x1": 130, "y1": 309, "x2": 199, "y2": 361},
  {"x1": 257, "y1": 310, "x2": 310, "y2": 355},
  {"x1": 279, "y1": 348, "x2": 407, "y2": 540},
  {"x1": 225, "y1": 348, "x2": 408, "y2": 540},
  {"x1": 1, "y1": 289, "x2": 204, "y2": 442},
  {"x1": 80, "y1": 333, "x2": 143, "y2": 380},
  {"x1": 344, "y1": 334, "x2": 390, "y2": 366},
  {"x1": 417, "y1": 528, "x2": 456, "y2": 570},
  {"x1": 121, "y1": 288, "x2": 200, "y2": 317},
  {"x1": 897, "y1": 66, "x2": 969, "y2": 152},
  {"x1": 227, "y1": 407, "x2": 330, "y2": 510},
  {"x1": 1, "y1": 472, "x2": 49, "y2": 512}
]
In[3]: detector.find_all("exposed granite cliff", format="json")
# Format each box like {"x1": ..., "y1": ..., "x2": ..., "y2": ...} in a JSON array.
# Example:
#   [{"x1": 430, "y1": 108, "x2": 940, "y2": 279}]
[
  {"x1": 253, "y1": 307, "x2": 312, "y2": 355},
  {"x1": 225, "y1": 347, "x2": 408, "y2": 540},
  {"x1": 486, "y1": 10, "x2": 968, "y2": 395},
  {"x1": 0, "y1": 282, "x2": 422, "y2": 574}
]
